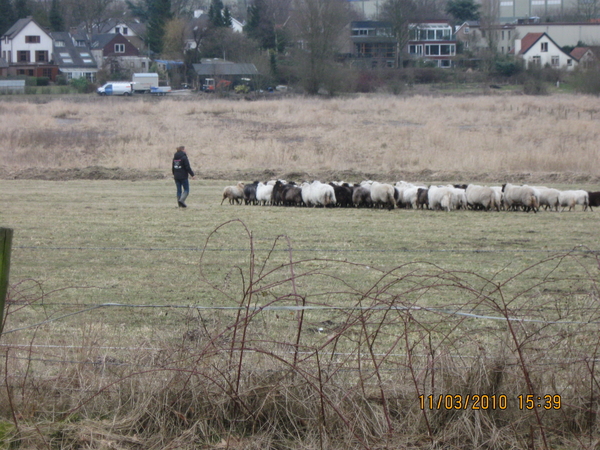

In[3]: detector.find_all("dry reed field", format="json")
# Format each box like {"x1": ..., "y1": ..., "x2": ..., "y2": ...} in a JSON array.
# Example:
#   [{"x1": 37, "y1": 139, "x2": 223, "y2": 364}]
[
  {"x1": 0, "y1": 93, "x2": 600, "y2": 182},
  {"x1": 1, "y1": 93, "x2": 600, "y2": 449}
]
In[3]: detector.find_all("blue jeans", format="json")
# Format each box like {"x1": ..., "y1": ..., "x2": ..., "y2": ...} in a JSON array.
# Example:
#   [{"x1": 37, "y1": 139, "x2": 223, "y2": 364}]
[{"x1": 175, "y1": 178, "x2": 189, "y2": 202}]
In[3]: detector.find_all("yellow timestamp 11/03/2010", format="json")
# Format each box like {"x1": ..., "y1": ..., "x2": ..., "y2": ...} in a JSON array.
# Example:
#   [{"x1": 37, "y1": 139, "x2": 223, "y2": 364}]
[{"x1": 418, "y1": 394, "x2": 562, "y2": 410}]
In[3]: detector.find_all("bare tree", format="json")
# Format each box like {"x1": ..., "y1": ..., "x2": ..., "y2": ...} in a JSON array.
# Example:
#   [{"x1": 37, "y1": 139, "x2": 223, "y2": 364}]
[
  {"x1": 379, "y1": 0, "x2": 417, "y2": 68},
  {"x1": 65, "y1": 0, "x2": 115, "y2": 35},
  {"x1": 479, "y1": 0, "x2": 500, "y2": 68},
  {"x1": 290, "y1": 0, "x2": 350, "y2": 94}
]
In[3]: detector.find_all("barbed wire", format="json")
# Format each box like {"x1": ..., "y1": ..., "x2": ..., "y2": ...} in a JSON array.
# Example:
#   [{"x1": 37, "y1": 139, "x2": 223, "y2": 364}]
[
  {"x1": 4, "y1": 302, "x2": 600, "y2": 335},
  {"x1": 14, "y1": 245, "x2": 600, "y2": 254}
]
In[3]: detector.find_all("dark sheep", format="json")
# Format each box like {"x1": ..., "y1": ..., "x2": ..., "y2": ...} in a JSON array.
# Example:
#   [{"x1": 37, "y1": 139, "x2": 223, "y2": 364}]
[
  {"x1": 243, "y1": 181, "x2": 259, "y2": 205},
  {"x1": 330, "y1": 183, "x2": 353, "y2": 207},
  {"x1": 284, "y1": 186, "x2": 304, "y2": 206},
  {"x1": 352, "y1": 186, "x2": 373, "y2": 207},
  {"x1": 416, "y1": 187, "x2": 429, "y2": 209},
  {"x1": 271, "y1": 180, "x2": 287, "y2": 206},
  {"x1": 587, "y1": 191, "x2": 600, "y2": 210}
]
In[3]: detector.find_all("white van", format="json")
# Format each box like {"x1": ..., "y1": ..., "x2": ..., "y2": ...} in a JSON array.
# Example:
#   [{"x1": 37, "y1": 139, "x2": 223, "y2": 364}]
[{"x1": 97, "y1": 82, "x2": 133, "y2": 96}]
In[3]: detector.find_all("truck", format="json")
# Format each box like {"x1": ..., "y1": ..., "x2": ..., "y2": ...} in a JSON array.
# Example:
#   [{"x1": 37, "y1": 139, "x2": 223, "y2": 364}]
[
  {"x1": 150, "y1": 86, "x2": 172, "y2": 96},
  {"x1": 97, "y1": 82, "x2": 133, "y2": 96},
  {"x1": 131, "y1": 73, "x2": 159, "y2": 93},
  {"x1": 201, "y1": 78, "x2": 232, "y2": 92}
]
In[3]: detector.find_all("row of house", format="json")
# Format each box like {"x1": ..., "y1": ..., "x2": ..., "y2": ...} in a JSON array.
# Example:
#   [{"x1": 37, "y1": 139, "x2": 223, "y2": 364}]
[
  {"x1": 0, "y1": 17, "x2": 152, "y2": 82},
  {"x1": 1, "y1": 15, "x2": 599, "y2": 84},
  {"x1": 348, "y1": 19, "x2": 600, "y2": 70}
]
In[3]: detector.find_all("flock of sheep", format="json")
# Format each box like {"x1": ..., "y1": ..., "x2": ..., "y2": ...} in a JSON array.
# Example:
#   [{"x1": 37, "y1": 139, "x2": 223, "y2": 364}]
[{"x1": 221, "y1": 180, "x2": 600, "y2": 212}]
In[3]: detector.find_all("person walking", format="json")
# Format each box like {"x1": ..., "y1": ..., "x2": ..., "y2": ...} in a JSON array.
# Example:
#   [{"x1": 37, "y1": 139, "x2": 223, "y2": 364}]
[{"x1": 172, "y1": 145, "x2": 195, "y2": 208}]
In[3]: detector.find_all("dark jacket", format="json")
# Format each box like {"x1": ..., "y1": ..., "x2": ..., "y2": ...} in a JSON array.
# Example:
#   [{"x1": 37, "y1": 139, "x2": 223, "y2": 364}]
[{"x1": 172, "y1": 150, "x2": 194, "y2": 180}]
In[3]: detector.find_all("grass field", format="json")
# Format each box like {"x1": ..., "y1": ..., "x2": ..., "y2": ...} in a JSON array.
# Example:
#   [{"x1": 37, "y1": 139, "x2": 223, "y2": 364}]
[
  {"x1": 1, "y1": 92, "x2": 600, "y2": 448},
  {"x1": 1, "y1": 177, "x2": 600, "y2": 449}
]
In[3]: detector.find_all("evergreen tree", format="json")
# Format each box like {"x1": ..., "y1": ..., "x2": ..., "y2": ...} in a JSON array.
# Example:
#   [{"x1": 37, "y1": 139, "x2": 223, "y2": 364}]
[
  {"x1": 146, "y1": 0, "x2": 172, "y2": 54},
  {"x1": 0, "y1": 0, "x2": 15, "y2": 36},
  {"x1": 445, "y1": 0, "x2": 480, "y2": 24},
  {"x1": 14, "y1": 0, "x2": 30, "y2": 18},
  {"x1": 208, "y1": 0, "x2": 229, "y2": 27},
  {"x1": 49, "y1": 0, "x2": 64, "y2": 31}
]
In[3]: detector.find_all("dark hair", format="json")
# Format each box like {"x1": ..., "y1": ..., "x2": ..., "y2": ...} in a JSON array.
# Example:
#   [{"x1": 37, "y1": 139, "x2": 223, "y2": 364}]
[{"x1": 177, "y1": 146, "x2": 185, "y2": 151}]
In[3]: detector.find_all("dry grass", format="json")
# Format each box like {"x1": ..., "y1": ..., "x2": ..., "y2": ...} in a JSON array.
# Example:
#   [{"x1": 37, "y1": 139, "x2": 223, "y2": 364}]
[{"x1": 1, "y1": 94, "x2": 600, "y2": 180}]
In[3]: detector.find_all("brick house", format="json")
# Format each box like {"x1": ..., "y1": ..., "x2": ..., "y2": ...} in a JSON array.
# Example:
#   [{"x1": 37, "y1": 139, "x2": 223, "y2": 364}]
[{"x1": 90, "y1": 33, "x2": 150, "y2": 75}]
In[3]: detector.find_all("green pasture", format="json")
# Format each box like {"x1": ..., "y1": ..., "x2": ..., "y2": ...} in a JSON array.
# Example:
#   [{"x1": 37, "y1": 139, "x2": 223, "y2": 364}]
[
  {"x1": 2, "y1": 179, "x2": 600, "y2": 449},
  {"x1": 1, "y1": 178, "x2": 598, "y2": 343}
]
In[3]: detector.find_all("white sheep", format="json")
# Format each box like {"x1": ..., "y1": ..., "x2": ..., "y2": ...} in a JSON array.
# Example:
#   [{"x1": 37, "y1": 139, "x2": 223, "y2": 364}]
[
  {"x1": 534, "y1": 187, "x2": 561, "y2": 211},
  {"x1": 256, "y1": 182, "x2": 274, "y2": 206},
  {"x1": 558, "y1": 190, "x2": 590, "y2": 211},
  {"x1": 502, "y1": 183, "x2": 539, "y2": 213},
  {"x1": 466, "y1": 184, "x2": 499, "y2": 211},
  {"x1": 369, "y1": 181, "x2": 396, "y2": 210},
  {"x1": 221, "y1": 182, "x2": 245, "y2": 205},
  {"x1": 301, "y1": 180, "x2": 336, "y2": 207}
]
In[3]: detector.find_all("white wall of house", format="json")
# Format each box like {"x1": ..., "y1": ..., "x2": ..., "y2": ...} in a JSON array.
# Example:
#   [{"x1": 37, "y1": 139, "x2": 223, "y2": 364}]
[
  {"x1": 2, "y1": 21, "x2": 53, "y2": 64},
  {"x1": 516, "y1": 35, "x2": 577, "y2": 70}
]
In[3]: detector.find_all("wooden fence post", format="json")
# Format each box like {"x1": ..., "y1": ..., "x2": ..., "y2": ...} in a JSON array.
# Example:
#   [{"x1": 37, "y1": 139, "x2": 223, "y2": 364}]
[{"x1": 0, "y1": 228, "x2": 13, "y2": 336}]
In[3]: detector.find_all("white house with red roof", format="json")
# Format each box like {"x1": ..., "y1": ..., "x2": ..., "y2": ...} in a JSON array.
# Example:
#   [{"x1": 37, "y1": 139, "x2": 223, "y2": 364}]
[{"x1": 514, "y1": 32, "x2": 576, "y2": 70}]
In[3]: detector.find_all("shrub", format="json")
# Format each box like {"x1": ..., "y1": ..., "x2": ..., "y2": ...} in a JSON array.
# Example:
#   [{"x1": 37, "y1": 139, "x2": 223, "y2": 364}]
[
  {"x1": 36, "y1": 77, "x2": 50, "y2": 86},
  {"x1": 571, "y1": 67, "x2": 600, "y2": 95},
  {"x1": 70, "y1": 77, "x2": 94, "y2": 94}
]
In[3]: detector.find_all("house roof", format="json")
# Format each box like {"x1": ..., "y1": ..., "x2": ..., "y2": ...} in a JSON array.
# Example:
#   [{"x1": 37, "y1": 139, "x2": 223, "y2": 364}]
[
  {"x1": 518, "y1": 32, "x2": 545, "y2": 54},
  {"x1": 88, "y1": 19, "x2": 146, "y2": 37},
  {"x1": 50, "y1": 31, "x2": 97, "y2": 69},
  {"x1": 193, "y1": 61, "x2": 259, "y2": 76},
  {"x1": 570, "y1": 47, "x2": 589, "y2": 60},
  {"x1": 2, "y1": 16, "x2": 50, "y2": 40}
]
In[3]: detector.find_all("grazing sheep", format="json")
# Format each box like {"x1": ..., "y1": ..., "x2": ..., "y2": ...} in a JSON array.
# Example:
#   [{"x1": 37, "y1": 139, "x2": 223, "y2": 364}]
[
  {"x1": 466, "y1": 184, "x2": 499, "y2": 211},
  {"x1": 394, "y1": 181, "x2": 414, "y2": 208},
  {"x1": 490, "y1": 186, "x2": 504, "y2": 210},
  {"x1": 428, "y1": 185, "x2": 466, "y2": 212},
  {"x1": 221, "y1": 182, "x2": 245, "y2": 205},
  {"x1": 256, "y1": 182, "x2": 274, "y2": 206},
  {"x1": 558, "y1": 190, "x2": 590, "y2": 211},
  {"x1": 301, "y1": 180, "x2": 336, "y2": 207},
  {"x1": 370, "y1": 182, "x2": 396, "y2": 210},
  {"x1": 502, "y1": 183, "x2": 539, "y2": 213},
  {"x1": 534, "y1": 187, "x2": 561, "y2": 211},
  {"x1": 416, "y1": 187, "x2": 429, "y2": 209},
  {"x1": 284, "y1": 186, "x2": 304, "y2": 206},
  {"x1": 243, "y1": 181, "x2": 259, "y2": 205},
  {"x1": 330, "y1": 182, "x2": 354, "y2": 207},
  {"x1": 587, "y1": 191, "x2": 600, "y2": 210},
  {"x1": 352, "y1": 185, "x2": 373, "y2": 207}
]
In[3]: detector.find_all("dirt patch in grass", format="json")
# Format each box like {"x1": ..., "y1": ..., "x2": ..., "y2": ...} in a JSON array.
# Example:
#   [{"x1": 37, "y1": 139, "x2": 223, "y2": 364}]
[{"x1": 1, "y1": 165, "x2": 599, "y2": 186}]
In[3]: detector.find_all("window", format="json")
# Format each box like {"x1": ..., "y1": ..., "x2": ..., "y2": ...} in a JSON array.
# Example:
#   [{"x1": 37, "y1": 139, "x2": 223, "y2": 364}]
[
  {"x1": 532, "y1": 56, "x2": 541, "y2": 66},
  {"x1": 36, "y1": 51, "x2": 48, "y2": 62},
  {"x1": 76, "y1": 40, "x2": 86, "y2": 47},
  {"x1": 541, "y1": 42, "x2": 548, "y2": 52},
  {"x1": 409, "y1": 45, "x2": 422, "y2": 55},
  {"x1": 464, "y1": 27, "x2": 470, "y2": 34},
  {"x1": 123, "y1": 27, "x2": 128, "y2": 35},
  {"x1": 501, "y1": 46, "x2": 505, "y2": 54},
  {"x1": 115, "y1": 27, "x2": 120, "y2": 34},
  {"x1": 18, "y1": 50, "x2": 30, "y2": 62},
  {"x1": 115, "y1": 44, "x2": 125, "y2": 53},
  {"x1": 55, "y1": 40, "x2": 65, "y2": 47},
  {"x1": 41, "y1": 68, "x2": 52, "y2": 77},
  {"x1": 440, "y1": 59, "x2": 451, "y2": 67},
  {"x1": 567, "y1": 58, "x2": 573, "y2": 66},
  {"x1": 551, "y1": 56, "x2": 559, "y2": 67},
  {"x1": 502, "y1": 30, "x2": 505, "y2": 40},
  {"x1": 25, "y1": 35, "x2": 40, "y2": 43},
  {"x1": 426, "y1": 44, "x2": 440, "y2": 55}
]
